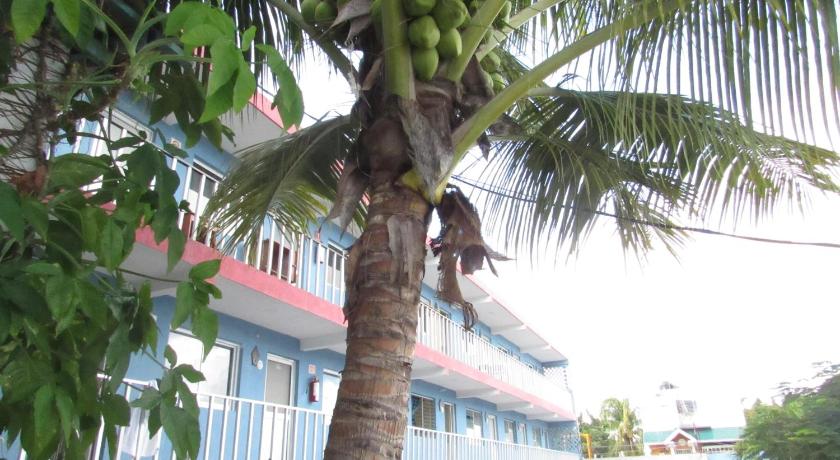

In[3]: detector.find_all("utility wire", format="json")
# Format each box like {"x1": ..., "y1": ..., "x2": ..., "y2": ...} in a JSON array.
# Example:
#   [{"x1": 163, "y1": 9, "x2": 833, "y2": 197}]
[{"x1": 451, "y1": 174, "x2": 840, "y2": 250}]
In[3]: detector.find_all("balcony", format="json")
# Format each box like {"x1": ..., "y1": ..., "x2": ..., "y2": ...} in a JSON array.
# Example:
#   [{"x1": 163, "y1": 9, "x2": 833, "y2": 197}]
[
  {"x1": 220, "y1": 222, "x2": 574, "y2": 413},
  {"x1": 7, "y1": 382, "x2": 576, "y2": 460}
]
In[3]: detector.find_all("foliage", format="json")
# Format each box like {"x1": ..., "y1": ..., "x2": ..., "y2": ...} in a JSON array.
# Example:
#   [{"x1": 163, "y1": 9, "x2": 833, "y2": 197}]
[
  {"x1": 737, "y1": 364, "x2": 840, "y2": 460},
  {"x1": 0, "y1": 1, "x2": 302, "y2": 459},
  {"x1": 579, "y1": 398, "x2": 644, "y2": 457}
]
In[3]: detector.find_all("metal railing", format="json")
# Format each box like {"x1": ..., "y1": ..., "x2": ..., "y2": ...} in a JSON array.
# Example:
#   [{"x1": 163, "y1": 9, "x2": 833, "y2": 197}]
[
  {"x1": 404, "y1": 427, "x2": 580, "y2": 460},
  {"x1": 10, "y1": 385, "x2": 579, "y2": 460},
  {"x1": 417, "y1": 304, "x2": 575, "y2": 411},
  {"x1": 179, "y1": 214, "x2": 572, "y2": 412}
]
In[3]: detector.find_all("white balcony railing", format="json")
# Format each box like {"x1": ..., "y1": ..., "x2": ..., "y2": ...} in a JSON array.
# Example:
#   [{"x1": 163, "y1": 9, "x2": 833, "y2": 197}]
[
  {"x1": 405, "y1": 427, "x2": 580, "y2": 460},
  {"x1": 11, "y1": 383, "x2": 577, "y2": 460},
  {"x1": 185, "y1": 212, "x2": 571, "y2": 412},
  {"x1": 417, "y1": 305, "x2": 574, "y2": 411}
]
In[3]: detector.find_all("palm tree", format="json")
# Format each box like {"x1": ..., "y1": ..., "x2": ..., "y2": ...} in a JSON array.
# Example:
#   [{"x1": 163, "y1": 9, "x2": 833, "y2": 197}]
[
  {"x1": 201, "y1": 0, "x2": 840, "y2": 457},
  {"x1": 600, "y1": 398, "x2": 643, "y2": 456}
]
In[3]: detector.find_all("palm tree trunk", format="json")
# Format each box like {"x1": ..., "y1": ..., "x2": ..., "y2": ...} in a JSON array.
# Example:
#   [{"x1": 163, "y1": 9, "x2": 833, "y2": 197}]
[{"x1": 323, "y1": 118, "x2": 433, "y2": 458}]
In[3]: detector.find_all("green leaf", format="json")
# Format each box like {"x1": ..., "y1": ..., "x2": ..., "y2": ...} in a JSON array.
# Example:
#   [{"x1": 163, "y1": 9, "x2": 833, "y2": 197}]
[
  {"x1": 54, "y1": 387, "x2": 75, "y2": 442},
  {"x1": 191, "y1": 307, "x2": 218, "y2": 358},
  {"x1": 24, "y1": 262, "x2": 61, "y2": 276},
  {"x1": 176, "y1": 380, "x2": 199, "y2": 418},
  {"x1": 21, "y1": 197, "x2": 49, "y2": 238},
  {"x1": 174, "y1": 364, "x2": 205, "y2": 383},
  {"x1": 172, "y1": 282, "x2": 194, "y2": 329},
  {"x1": 101, "y1": 393, "x2": 130, "y2": 426},
  {"x1": 11, "y1": 0, "x2": 48, "y2": 43},
  {"x1": 160, "y1": 404, "x2": 200, "y2": 460},
  {"x1": 151, "y1": 202, "x2": 178, "y2": 243},
  {"x1": 181, "y1": 23, "x2": 224, "y2": 48},
  {"x1": 241, "y1": 25, "x2": 256, "y2": 51},
  {"x1": 80, "y1": 206, "x2": 105, "y2": 249},
  {"x1": 256, "y1": 45, "x2": 304, "y2": 128},
  {"x1": 45, "y1": 274, "x2": 78, "y2": 330},
  {"x1": 164, "y1": 2, "x2": 206, "y2": 36},
  {"x1": 164, "y1": 345, "x2": 178, "y2": 366},
  {"x1": 233, "y1": 60, "x2": 257, "y2": 112},
  {"x1": 167, "y1": 227, "x2": 186, "y2": 272},
  {"x1": 207, "y1": 38, "x2": 241, "y2": 96},
  {"x1": 198, "y1": 79, "x2": 235, "y2": 123},
  {"x1": 0, "y1": 181, "x2": 25, "y2": 242},
  {"x1": 131, "y1": 388, "x2": 162, "y2": 410},
  {"x1": 77, "y1": 281, "x2": 107, "y2": 327},
  {"x1": 49, "y1": 154, "x2": 109, "y2": 189},
  {"x1": 52, "y1": 0, "x2": 81, "y2": 37},
  {"x1": 189, "y1": 259, "x2": 221, "y2": 281},
  {"x1": 33, "y1": 385, "x2": 56, "y2": 441},
  {"x1": 98, "y1": 220, "x2": 125, "y2": 271}
]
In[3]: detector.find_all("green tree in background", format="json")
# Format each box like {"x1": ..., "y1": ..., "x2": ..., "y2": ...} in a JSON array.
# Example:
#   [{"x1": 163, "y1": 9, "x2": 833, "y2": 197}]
[
  {"x1": 578, "y1": 412, "x2": 612, "y2": 458},
  {"x1": 601, "y1": 398, "x2": 644, "y2": 456},
  {"x1": 737, "y1": 364, "x2": 840, "y2": 460},
  {"x1": 0, "y1": 1, "x2": 299, "y2": 458}
]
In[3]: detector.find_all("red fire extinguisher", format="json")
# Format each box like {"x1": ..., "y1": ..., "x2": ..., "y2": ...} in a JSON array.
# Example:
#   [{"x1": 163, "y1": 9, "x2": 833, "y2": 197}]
[{"x1": 309, "y1": 377, "x2": 320, "y2": 403}]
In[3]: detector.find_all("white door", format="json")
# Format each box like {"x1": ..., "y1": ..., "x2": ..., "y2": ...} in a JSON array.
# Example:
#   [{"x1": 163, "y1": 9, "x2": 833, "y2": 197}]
[
  {"x1": 261, "y1": 355, "x2": 295, "y2": 460},
  {"x1": 321, "y1": 371, "x2": 341, "y2": 437}
]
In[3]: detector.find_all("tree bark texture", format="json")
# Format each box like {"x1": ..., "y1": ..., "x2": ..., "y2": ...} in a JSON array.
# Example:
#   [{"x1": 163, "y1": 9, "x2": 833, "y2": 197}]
[
  {"x1": 322, "y1": 76, "x2": 463, "y2": 457},
  {"x1": 323, "y1": 179, "x2": 431, "y2": 459}
]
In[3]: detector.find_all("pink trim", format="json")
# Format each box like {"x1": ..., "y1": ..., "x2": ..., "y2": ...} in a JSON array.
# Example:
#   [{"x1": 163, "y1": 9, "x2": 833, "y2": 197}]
[
  {"x1": 135, "y1": 229, "x2": 570, "y2": 417},
  {"x1": 135, "y1": 228, "x2": 343, "y2": 324},
  {"x1": 249, "y1": 90, "x2": 298, "y2": 133},
  {"x1": 415, "y1": 345, "x2": 575, "y2": 420}
]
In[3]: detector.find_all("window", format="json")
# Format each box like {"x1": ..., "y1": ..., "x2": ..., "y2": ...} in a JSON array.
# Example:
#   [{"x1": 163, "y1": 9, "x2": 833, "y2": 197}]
[
  {"x1": 676, "y1": 400, "x2": 697, "y2": 415},
  {"x1": 410, "y1": 395, "x2": 436, "y2": 430},
  {"x1": 180, "y1": 163, "x2": 221, "y2": 244},
  {"x1": 531, "y1": 426, "x2": 543, "y2": 447},
  {"x1": 517, "y1": 423, "x2": 527, "y2": 445},
  {"x1": 503, "y1": 420, "x2": 516, "y2": 443},
  {"x1": 167, "y1": 330, "x2": 236, "y2": 396},
  {"x1": 486, "y1": 414, "x2": 498, "y2": 441},
  {"x1": 442, "y1": 402, "x2": 456, "y2": 433},
  {"x1": 465, "y1": 409, "x2": 483, "y2": 438},
  {"x1": 324, "y1": 245, "x2": 344, "y2": 304},
  {"x1": 259, "y1": 221, "x2": 298, "y2": 283}
]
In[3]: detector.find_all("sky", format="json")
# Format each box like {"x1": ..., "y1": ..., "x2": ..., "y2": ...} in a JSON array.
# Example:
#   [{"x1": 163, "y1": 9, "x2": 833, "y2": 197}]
[{"x1": 293, "y1": 55, "x2": 840, "y2": 427}]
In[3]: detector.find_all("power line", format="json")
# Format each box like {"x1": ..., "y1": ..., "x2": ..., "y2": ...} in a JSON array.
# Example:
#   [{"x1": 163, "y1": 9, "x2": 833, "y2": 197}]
[{"x1": 451, "y1": 174, "x2": 840, "y2": 250}]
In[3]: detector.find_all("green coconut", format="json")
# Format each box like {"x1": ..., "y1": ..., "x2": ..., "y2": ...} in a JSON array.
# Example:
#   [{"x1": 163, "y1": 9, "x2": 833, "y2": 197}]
[
  {"x1": 301, "y1": 0, "x2": 320, "y2": 22},
  {"x1": 490, "y1": 72, "x2": 505, "y2": 91},
  {"x1": 408, "y1": 16, "x2": 441, "y2": 49},
  {"x1": 480, "y1": 69, "x2": 494, "y2": 93},
  {"x1": 432, "y1": 0, "x2": 469, "y2": 30},
  {"x1": 314, "y1": 1, "x2": 337, "y2": 22},
  {"x1": 468, "y1": 0, "x2": 481, "y2": 14},
  {"x1": 480, "y1": 50, "x2": 500, "y2": 72},
  {"x1": 436, "y1": 28, "x2": 462, "y2": 58},
  {"x1": 403, "y1": 0, "x2": 437, "y2": 16},
  {"x1": 494, "y1": 1, "x2": 511, "y2": 27},
  {"x1": 413, "y1": 47, "x2": 440, "y2": 80}
]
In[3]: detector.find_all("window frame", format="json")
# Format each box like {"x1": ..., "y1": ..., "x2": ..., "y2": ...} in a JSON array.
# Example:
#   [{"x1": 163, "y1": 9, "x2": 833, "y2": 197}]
[
  {"x1": 441, "y1": 401, "x2": 456, "y2": 433},
  {"x1": 503, "y1": 419, "x2": 516, "y2": 443},
  {"x1": 465, "y1": 409, "x2": 483, "y2": 438},
  {"x1": 167, "y1": 329, "x2": 240, "y2": 399},
  {"x1": 409, "y1": 394, "x2": 437, "y2": 430}
]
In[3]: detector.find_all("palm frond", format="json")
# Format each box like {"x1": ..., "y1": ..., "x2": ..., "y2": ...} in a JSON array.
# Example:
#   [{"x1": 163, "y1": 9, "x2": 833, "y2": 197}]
[
  {"x1": 554, "y1": 0, "x2": 840, "y2": 141},
  {"x1": 468, "y1": 89, "x2": 839, "y2": 257},
  {"x1": 203, "y1": 114, "x2": 361, "y2": 255}
]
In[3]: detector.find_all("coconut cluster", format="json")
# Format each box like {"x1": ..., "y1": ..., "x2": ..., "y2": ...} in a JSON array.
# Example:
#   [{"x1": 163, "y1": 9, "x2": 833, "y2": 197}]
[{"x1": 300, "y1": 0, "x2": 511, "y2": 88}]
